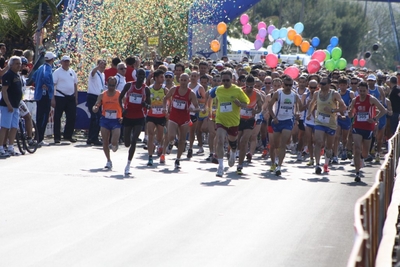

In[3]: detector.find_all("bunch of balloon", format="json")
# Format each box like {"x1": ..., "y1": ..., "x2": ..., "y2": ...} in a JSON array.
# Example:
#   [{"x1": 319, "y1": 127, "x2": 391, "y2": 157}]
[
  {"x1": 352, "y1": 58, "x2": 366, "y2": 67},
  {"x1": 240, "y1": 14, "x2": 252, "y2": 35},
  {"x1": 254, "y1": 22, "x2": 267, "y2": 51},
  {"x1": 323, "y1": 47, "x2": 347, "y2": 71},
  {"x1": 326, "y1": 36, "x2": 339, "y2": 53}
]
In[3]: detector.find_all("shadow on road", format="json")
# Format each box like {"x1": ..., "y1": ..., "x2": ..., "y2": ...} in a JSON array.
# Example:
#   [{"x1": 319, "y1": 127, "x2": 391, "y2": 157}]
[
  {"x1": 106, "y1": 174, "x2": 134, "y2": 180},
  {"x1": 201, "y1": 179, "x2": 232, "y2": 186},
  {"x1": 83, "y1": 168, "x2": 112, "y2": 173},
  {"x1": 260, "y1": 172, "x2": 287, "y2": 181},
  {"x1": 301, "y1": 177, "x2": 330, "y2": 183},
  {"x1": 341, "y1": 181, "x2": 369, "y2": 187}
]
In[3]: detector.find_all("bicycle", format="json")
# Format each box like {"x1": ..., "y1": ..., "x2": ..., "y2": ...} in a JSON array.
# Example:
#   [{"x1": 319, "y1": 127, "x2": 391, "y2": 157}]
[{"x1": 16, "y1": 100, "x2": 39, "y2": 154}]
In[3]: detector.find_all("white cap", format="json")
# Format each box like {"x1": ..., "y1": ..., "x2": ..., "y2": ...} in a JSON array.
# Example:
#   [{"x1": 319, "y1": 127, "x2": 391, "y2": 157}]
[
  {"x1": 61, "y1": 55, "x2": 71, "y2": 61},
  {"x1": 44, "y1": 52, "x2": 56, "y2": 60},
  {"x1": 168, "y1": 63, "x2": 175, "y2": 71},
  {"x1": 367, "y1": 74, "x2": 376, "y2": 81},
  {"x1": 215, "y1": 62, "x2": 224, "y2": 68}
]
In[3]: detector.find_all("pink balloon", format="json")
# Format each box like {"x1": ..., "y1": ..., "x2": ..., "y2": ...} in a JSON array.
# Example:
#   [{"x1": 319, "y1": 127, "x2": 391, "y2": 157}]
[
  {"x1": 284, "y1": 66, "x2": 300, "y2": 79},
  {"x1": 240, "y1": 14, "x2": 249, "y2": 25},
  {"x1": 256, "y1": 34, "x2": 265, "y2": 42},
  {"x1": 353, "y1": 58, "x2": 359, "y2": 66},
  {"x1": 265, "y1": 54, "x2": 278, "y2": 68},
  {"x1": 258, "y1": 21, "x2": 267, "y2": 30},
  {"x1": 267, "y1": 25, "x2": 276, "y2": 35},
  {"x1": 242, "y1": 23, "x2": 252, "y2": 35},
  {"x1": 275, "y1": 39, "x2": 283, "y2": 46},
  {"x1": 254, "y1": 40, "x2": 263, "y2": 50},
  {"x1": 359, "y1": 59, "x2": 366, "y2": 67},
  {"x1": 307, "y1": 59, "x2": 321, "y2": 74},
  {"x1": 258, "y1": 27, "x2": 267, "y2": 38},
  {"x1": 311, "y1": 50, "x2": 326, "y2": 63}
]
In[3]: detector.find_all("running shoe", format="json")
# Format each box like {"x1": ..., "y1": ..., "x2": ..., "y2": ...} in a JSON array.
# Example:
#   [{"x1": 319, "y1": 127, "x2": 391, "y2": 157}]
[
  {"x1": 375, "y1": 154, "x2": 380, "y2": 164},
  {"x1": 211, "y1": 155, "x2": 219, "y2": 164},
  {"x1": 307, "y1": 159, "x2": 314, "y2": 166},
  {"x1": 301, "y1": 151, "x2": 307, "y2": 161},
  {"x1": 124, "y1": 165, "x2": 130, "y2": 175},
  {"x1": 157, "y1": 146, "x2": 163, "y2": 157},
  {"x1": 228, "y1": 150, "x2": 236, "y2": 167},
  {"x1": 261, "y1": 149, "x2": 268, "y2": 158},
  {"x1": 323, "y1": 164, "x2": 329, "y2": 173},
  {"x1": 341, "y1": 150, "x2": 347, "y2": 161},
  {"x1": 275, "y1": 166, "x2": 281, "y2": 176},
  {"x1": 175, "y1": 159, "x2": 181, "y2": 169},
  {"x1": 235, "y1": 150, "x2": 239, "y2": 158},
  {"x1": 143, "y1": 137, "x2": 147, "y2": 144},
  {"x1": 39, "y1": 141, "x2": 50, "y2": 146},
  {"x1": 28, "y1": 139, "x2": 37, "y2": 147},
  {"x1": 269, "y1": 164, "x2": 276, "y2": 172},
  {"x1": 160, "y1": 154, "x2": 165, "y2": 164},
  {"x1": 0, "y1": 151, "x2": 10, "y2": 158},
  {"x1": 246, "y1": 152, "x2": 252, "y2": 163},
  {"x1": 196, "y1": 147, "x2": 204, "y2": 154},
  {"x1": 355, "y1": 172, "x2": 361, "y2": 182},
  {"x1": 332, "y1": 156, "x2": 338, "y2": 164},
  {"x1": 8, "y1": 149, "x2": 20, "y2": 156},
  {"x1": 297, "y1": 152, "x2": 302, "y2": 161},
  {"x1": 167, "y1": 143, "x2": 173, "y2": 154},
  {"x1": 365, "y1": 154, "x2": 373, "y2": 162},
  {"x1": 147, "y1": 157, "x2": 153, "y2": 166},
  {"x1": 315, "y1": 165, "x2": 322, "y2": 174},
  {"x1": 187, "y1": 148, "x2": 193, "y2": 159},
  {"x1": 206, "y1": 154, "x2": 212, "y2": 161},
  {"x1": 347, "y1": 150, "x2": 353, "y2": 159},
  {"x1": 236, "y1": 166, "x2": 243, "y2": 175},
  {"x1": 105, "y1": 161, "x2": 112, "y2": 169},
  {"x1": 216, "y1": 165, "x2": 224, "y2": 177},
  {"x1": 350, "y1": 159, "x2": 355, "y2": 166}
]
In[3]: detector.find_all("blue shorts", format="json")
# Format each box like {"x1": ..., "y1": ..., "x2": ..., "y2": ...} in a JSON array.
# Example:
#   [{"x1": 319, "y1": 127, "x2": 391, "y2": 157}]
[
  {"x1": 352, "y1": 128, "x2": 373, "y2": 140},
  {"x1": 337, "y1": 117, "x2": 352, "y2": 130},
  {"x1": 271, "y1": 119, "x2": 294, "y2": 133},
  {"x1": 378, "y1": 116, "x2": 386, "y2": 130},
  {"x1": 100, "y1": 117, "x2": 121, "y2": 131},
  {"x1": 306, "y1": 123, "x2": 315, "y2": 133},
  {"x1": 256, "y1": 119, "x2": 263, "y2": 125},
  {"x1": 315, "y1": 125, "x2": 336, "y2": 136},
  {"x1": 0, "y1": 106, "x2": 19, "y2": 129}
]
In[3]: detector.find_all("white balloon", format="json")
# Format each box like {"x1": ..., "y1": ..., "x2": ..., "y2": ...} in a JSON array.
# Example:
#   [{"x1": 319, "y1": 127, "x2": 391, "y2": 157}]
[
  {"x1": 267, "y1": 45, "x2": 273, "y2": 54},
  {"x1": 268, "y1": 34, "x2": 274, "y2": 42}
]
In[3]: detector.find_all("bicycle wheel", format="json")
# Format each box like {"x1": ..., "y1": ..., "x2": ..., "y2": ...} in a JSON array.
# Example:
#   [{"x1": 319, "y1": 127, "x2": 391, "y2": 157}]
[
  {"x1": 16, "y1": 123, "x2": 26, "y2": 155},
  {"x1": 25, "y1": 119, "x2": 39, "y2": 154}
]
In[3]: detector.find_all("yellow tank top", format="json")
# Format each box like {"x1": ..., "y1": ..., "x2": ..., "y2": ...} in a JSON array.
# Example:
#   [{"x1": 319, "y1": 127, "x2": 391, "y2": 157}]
[
  {"x1": 148, "y1": 86, "x2": 165, "y2": 118},
  {"x1": 315, "y1": 90, "x2": 337, "y2": 130}
]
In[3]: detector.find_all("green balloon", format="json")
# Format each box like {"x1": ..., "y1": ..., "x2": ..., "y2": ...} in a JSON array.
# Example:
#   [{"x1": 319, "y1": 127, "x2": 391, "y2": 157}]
[
  {"x1": 324, "y1": 50, "x2": 330, "y2": 62},
  {"x1": 337, "y1": 58, "x2": 347, "y2": 70},
  {"x1": 331, "y1": 47, "x2": 342, "y2": 60},
  {"x1": 325, "y1": 59, "x2": 335, "y2": 71}
]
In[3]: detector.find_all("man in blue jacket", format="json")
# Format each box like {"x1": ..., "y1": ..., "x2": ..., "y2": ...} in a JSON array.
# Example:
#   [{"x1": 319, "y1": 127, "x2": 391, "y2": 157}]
[{"x1": 32, "y1": 52, "x2": 55, "y2": 146}]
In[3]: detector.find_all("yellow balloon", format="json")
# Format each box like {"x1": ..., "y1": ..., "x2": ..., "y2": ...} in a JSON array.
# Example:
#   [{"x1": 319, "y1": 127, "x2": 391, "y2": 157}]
[
  {"x1": 217, "y1": 22, "x2": 227, "y2": 35},
  {"x1": 210, "y1": 40, "x2": 220, "y2": 52}
]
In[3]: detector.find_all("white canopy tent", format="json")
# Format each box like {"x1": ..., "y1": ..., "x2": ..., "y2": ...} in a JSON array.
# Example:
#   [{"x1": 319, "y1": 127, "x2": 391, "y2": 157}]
[{"x1": 227, "y1": 37, "x2": 268, "y2": 52}]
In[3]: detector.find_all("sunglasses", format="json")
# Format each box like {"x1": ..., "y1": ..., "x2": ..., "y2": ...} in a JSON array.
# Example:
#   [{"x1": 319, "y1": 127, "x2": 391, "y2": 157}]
[
  {"x1": 246, "y1": 85, "x2": 254, "y2": 88},
  {"x1": 165, "y1": 76, "x2": 172, "y2": 78},
  {"x1": 240, "y1": 79, "x2": 246, "y2": 82},
  {"x1": 265, "y1": 82, "x2": 271, "y2": 84},
  {"x1": 213, "y1": 80, "x2": 221, "y2": 82},
  {"x1": 351, "y1": 82, "x2": 358, "y2": 84},
  {"x1": 222, "y1": 79, "x2": 230, "y2": 82},
  {"x1": 309, "y1": 86, "x2": 317, "y2": 89},
  {"x1": 119, "y1": 68, "x2": 126, "y2": 70},
  {"x1": 284, "y1": 83, "x2": 293, "y2": 87},
  {"x1": 319, "y1": 82, "x2": 327, "y2": 86}
]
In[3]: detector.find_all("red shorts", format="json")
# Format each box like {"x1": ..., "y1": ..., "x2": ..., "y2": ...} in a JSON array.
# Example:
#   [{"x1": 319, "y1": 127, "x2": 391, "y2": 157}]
[
  {"x1": 268, "y1": 125, "x2": 274, "y2": 134},
  {"x1": 169, "y1": 116, "x2": 190, "y2": 127},
  {"x1": 216, "y1": 123, "x2": 239, "y2": 137}
]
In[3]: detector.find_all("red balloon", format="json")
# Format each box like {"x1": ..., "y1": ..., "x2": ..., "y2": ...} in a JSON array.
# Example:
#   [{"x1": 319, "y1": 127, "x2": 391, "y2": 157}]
[
  {"x1": 284, "y1": 66, "x2": 300, "y2": 79},
  {"x1": 265, "y1": 53, "x2": 279, "y2": 68},
  {"x1": 353, "y1": 59, "x2": 359, "y2": 66},
  {"x1": 359, "y1": 59, "x2": 366, "y2": 67},
  {"x1": 307, "y1": 59, "x2": 321, "y2": 74},
  {"x1": 311, "y1": 50, "x2": 326, "y2": 63}
]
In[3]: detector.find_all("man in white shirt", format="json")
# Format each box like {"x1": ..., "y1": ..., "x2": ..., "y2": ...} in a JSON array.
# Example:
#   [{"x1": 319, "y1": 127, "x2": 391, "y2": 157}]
[
  {"x1": 86, "y1": 59, "x2": 106, "y2": 146},
  {"x1": 115, "y1": 62, "x2": 127, "y2": 92},
  {"x1": 52, "y1": 55, "x2": 78, "y2": 143}
]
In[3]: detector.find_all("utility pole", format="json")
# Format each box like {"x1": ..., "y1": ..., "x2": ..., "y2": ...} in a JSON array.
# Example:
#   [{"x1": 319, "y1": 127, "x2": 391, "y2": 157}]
[{"x1": 35, "y1": 3, "x2": 42, "y2": 62}]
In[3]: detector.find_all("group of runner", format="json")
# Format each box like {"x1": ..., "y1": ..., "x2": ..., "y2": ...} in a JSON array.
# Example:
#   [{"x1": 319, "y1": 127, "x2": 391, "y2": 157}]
[{"x1": 94, "y1": 58, "x2": 396, "y2": 182}]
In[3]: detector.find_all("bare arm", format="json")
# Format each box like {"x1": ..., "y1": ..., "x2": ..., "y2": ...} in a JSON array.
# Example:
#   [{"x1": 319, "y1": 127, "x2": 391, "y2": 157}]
[
  {"x1": 163, "y1": 87, "x2": 176, "y2": 111},
  {"x1": 370, "y1": 96, "x2": 387, "y2": 122},
  {"x1": 92, "y1": 94, "x2": 103, "y2": 113},
  {"x1": 189, "y1": 91, "x2": 200, "y2": 112}
]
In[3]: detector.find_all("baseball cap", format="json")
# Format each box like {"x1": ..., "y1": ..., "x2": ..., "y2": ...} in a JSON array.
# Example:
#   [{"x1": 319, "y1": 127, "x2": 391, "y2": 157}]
[
  {"x1": 44, "y1": 52, "x2": 56, "y2": 60},
  {"x1": 61, "y1": 55, "x2": 71, "y2": 61},
  {"x1": 215, "y1": 62, "x2": 224, "y2": 68},
  {"x1": 367, "y1": 74, "x2": 376, "y2": 81},
  {"x1": 165, "y1": 71, "x2": 174, "y2": 77}
]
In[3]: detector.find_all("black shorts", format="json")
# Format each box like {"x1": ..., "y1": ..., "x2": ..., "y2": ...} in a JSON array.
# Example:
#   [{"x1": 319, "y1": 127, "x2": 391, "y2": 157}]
[
  {"x1": 239, "y1": 118, "x2": 255, "y2": 131},
  {"x1": 298, "y1": 120, "x2": 305, "y2": 131},
  {"x1": 146, "y1": 116, "x2": 166, "y2": 126},
  {"x1": 123, "y1": 117, "x2": 145, "y2": 127},
  {"x1": 190, "y1": 115, "x2": 198, "y2": 123}
]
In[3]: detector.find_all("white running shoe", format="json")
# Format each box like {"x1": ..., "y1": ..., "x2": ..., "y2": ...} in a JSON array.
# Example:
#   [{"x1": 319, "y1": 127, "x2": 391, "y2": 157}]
[
  {"x1": 196, "y1": 147, "x2": 204, "y2": 154},
  {"x1": 39, "y1": 141, "x2": 50, "y2": 146},
  {"x1": 124, "y1": 164, "x2": 130, "y2": 175},
  {"x1": 216, "y1": 165, "x2": 224, "y2": 177},
  {"x1": 228, "y1": 150, "x2": 236, "y2": 167},
  {"x1": 105, "y1": 161, "x2": 112, "y2": 169}
]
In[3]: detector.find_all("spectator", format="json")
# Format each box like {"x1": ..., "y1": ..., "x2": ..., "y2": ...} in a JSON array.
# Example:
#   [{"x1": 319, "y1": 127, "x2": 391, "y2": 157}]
[
  {"x1": 389, "y1": 76, "x2": 400, "y2": 135},
  {"x1": 104, "y1": 57, "x2": 121, "y2": 83}
]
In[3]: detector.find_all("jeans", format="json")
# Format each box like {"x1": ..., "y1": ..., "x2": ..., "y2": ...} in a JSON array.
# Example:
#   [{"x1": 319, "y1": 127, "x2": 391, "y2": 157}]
[
  {"x1": 54, "y1": 95, "x2": 77, "y2": 140},
  {"x1": 36, "y1": 96, "x2": 51, "y2": 143},
  {"x1": 86, "y1": 93, "x2": 101, "y2": 142}
]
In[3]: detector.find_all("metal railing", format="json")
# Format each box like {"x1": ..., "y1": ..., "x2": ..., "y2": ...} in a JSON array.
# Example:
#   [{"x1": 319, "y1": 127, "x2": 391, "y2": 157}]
[{"x1": 347, "y1": 125, "x2": 400, "y2": 267}]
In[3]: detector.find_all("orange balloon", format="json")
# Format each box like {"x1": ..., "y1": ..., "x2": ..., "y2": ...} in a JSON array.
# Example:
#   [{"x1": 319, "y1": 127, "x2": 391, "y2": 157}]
[
  {"x1": 287, "y1": 29, "x2": 296, "y2": 41},
  {"x1": 217, "y1": 22, "x2": 227, "y2": 35},
  {"x1": 210, "y1": 40, "x2": 220, "y2": 52},
  {"x1": 300, "y1": 41, "x2": 310, "y2": 53},
  {"x1": 293, "y1": 34, "x2": 303, "y2": 46}
]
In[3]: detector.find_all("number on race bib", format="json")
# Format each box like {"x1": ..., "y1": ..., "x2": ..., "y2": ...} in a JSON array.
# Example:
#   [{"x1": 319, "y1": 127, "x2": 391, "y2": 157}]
[
  {"x1": 317, "y1": 113, "x2": 330, "y2": 124},
  {"x1": 240, "y1": 108, "x2": 252, "y2": 116},
  {"x1": 152, "y1": 107, "x2": 163, "y2": 114},
  {"x1": 129, "y1": 93, "x2": 142, "y2": 104},
  {"x1": 220, "y1": 102, "x2": 233, "y2": 113},
  {"x1": 105, "y1": 110, "x2": 117, "y2": 119},
  {"x1": 173, "y1": 99, "x2": 186, "y2": 110},
  {"x1": 357, "y1": 112, "x2": 369, "y2": 122}
]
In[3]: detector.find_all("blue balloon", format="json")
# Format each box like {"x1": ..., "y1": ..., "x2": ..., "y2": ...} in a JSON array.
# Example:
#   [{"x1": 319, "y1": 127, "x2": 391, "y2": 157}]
[
  {"x1": 279, "y1": 28, "x2": 288, "y2": 39},
  {"x1": 285, "y1": 38, "x2": 293, "y2": 45},
  {"x1": 327, "y1": 44, "x2": 334, "y2": 53},
  {"x1": 330, "y1": 36, "x2": 339, "y2": 47},
  {"x1": 294, "y1": 22, "x2": 304, "y2": 34},
  {"x1": 272, "y1": 42, "x2": 282, "y2": 54},
  {"x1": 311, "y1": 37, "x2": 320, "y2": 47},
  {"x1": 306, "y1": 46, "x2": 315, "y2": 56},
  {"x1": 271, "y1": 29, "x2": 280, "y2": 40}
]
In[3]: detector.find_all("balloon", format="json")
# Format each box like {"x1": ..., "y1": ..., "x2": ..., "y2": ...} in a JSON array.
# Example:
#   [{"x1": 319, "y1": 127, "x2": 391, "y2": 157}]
[
  {"x1": 279, "y1": 28, "x2": 288, "y2": 39},
  {"x1": 267, "y1": 25, "x2": 276, "y2": 35},
  {"x1": 312, "y1": 50, "x2": 326, "y2": 63},
  {"x1": 337, "y1": 58, "x2": 347, "y2": 70},
  {"x1": 306, "y1": 46, "x2": 315, "y2": 56},
  {"x1": 331, "y1": 47, "x2": 342, "y2": 60},
  {"x1": 254, "y1": 39, "x2": 263, "y2": 50},
  {"x1": 294, "y1": 22, "x2": 304, "y2": 34},
  {"x1": 217, "y1": 22, "x2": 227, "y2": 35},
  {"x1": 276, "y1": 39, "x2": 284, "y2": 46},
  {"x1": 256, "y1": 34, "x2": 265, "y2": 42},
  {"x1": 271, "y1": 29, "x2": 280, "y2": 40},
  {"x1": 258, "y1": 21, "x2": 267, "y2": 30},
  {"x1": 287, "y1": 29, "x2": 297, "y2": 41},
  {"x1": 327, "y1": 44, "x2": 334, "y2": 53},
  {"x1": 293, "y1": 34, "x2": 303, "y2": 46},
  {"x1": 272, "y1": 42, "x2": 282, "y2": 54},
  {"x1": 285, "y1": 38, "x2": 293, "y2": 45},
  {"x1": 266, "y1": 53, "x2": 278, "y2": 68},
  {"x1": 311, "y1": 37, "x2": 320, "y2": 47},
  {"x1": 324, "y1": 50, "x2": 331, "y2": 62},
  {"x1": 284, "y1": 66, "x2": 300, "y2": 79},
  {"x1": 359, "y1": 59, "x2": 366, "y2": 67},
  {"x1": 353, "y1": 58, "x2": 359, "y2": 66},
  {"x1": 210, "y1": 40, "x2": 220, "y2": 52},
  {"x1": 373, "y1": 44, "x2": 379, "y2": 51},
  {"x1": 300, "y1": 41, "x2": 310, "y2": 53},
  {"x1": 330, "y1": 36, "x2": 339, "y2": 47},
  {"x1": 325, "y1": 59, "x2": 335, "y2": 71},
  {"x1": 364, "y1": 51, "x2": 371, "y2": 59},
  {"x1": 268, "y1": 34, "x2": 274, "y2": 42},
  {"x1": 240, "y1": 14, "x2": 249, "y2": 25},
  {"x1": 266, "y1": 45, "x2": 273, "y2": 54},
  {"x1": 307, "y1": 59, "x2": 321, "y2": 74},
  {"x1": 242, "y1": 23, "x2": 252, "y2": 35},
  {"x1": 258, "y1": 27, "x2": 267, "y2": 38}
]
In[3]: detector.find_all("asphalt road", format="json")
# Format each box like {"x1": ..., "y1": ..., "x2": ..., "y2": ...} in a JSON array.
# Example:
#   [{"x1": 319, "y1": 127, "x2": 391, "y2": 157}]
[{"x1": 0, "y1": 135, "x2": 379, "y2": 267}]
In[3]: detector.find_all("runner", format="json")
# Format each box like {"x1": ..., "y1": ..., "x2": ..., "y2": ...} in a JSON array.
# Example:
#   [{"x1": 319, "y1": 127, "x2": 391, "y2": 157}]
[
  {"x1": 294, "y1": 75, "x2": 309, "y2": 161},
  {"x1": 348, "y1": 81, "x2": 387, "y2": 182},
  {"x1": 303, "y1": 79, "x2": 319, "y2": 166},
  {"x1": 210, "y1": 70, "x2": 250, "y2": 177},
  {"x1": 92, "y1": 76, "x2": 122, "y2": 169}
]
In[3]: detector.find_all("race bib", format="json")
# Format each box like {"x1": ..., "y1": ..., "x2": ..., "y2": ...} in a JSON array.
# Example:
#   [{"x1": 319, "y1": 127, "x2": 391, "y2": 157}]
[
  {"x1": 240, "y1": 108, "x2": 253, "y2": 117},
  {"x1": 317, "y1": 113, "x2": 330, "y2": 123},
  {"x1": 220, "y1": 102, "x2": 233, "y2": 113},
  {"x1": 105, "y1": 110, "x2": 117, "y2": 119},
  {"x1": 152, "y1": 106, "x2": 163, "y2": 114},
  {"x1": 357, "y1": 112, "x2": 369, "y2": 122},
  {"x1": 173, "y1": 99, "x2": 186, "y2": 110},
  {"x1": 129, "y1": 93, "x2": 142, "y2": 104}
]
